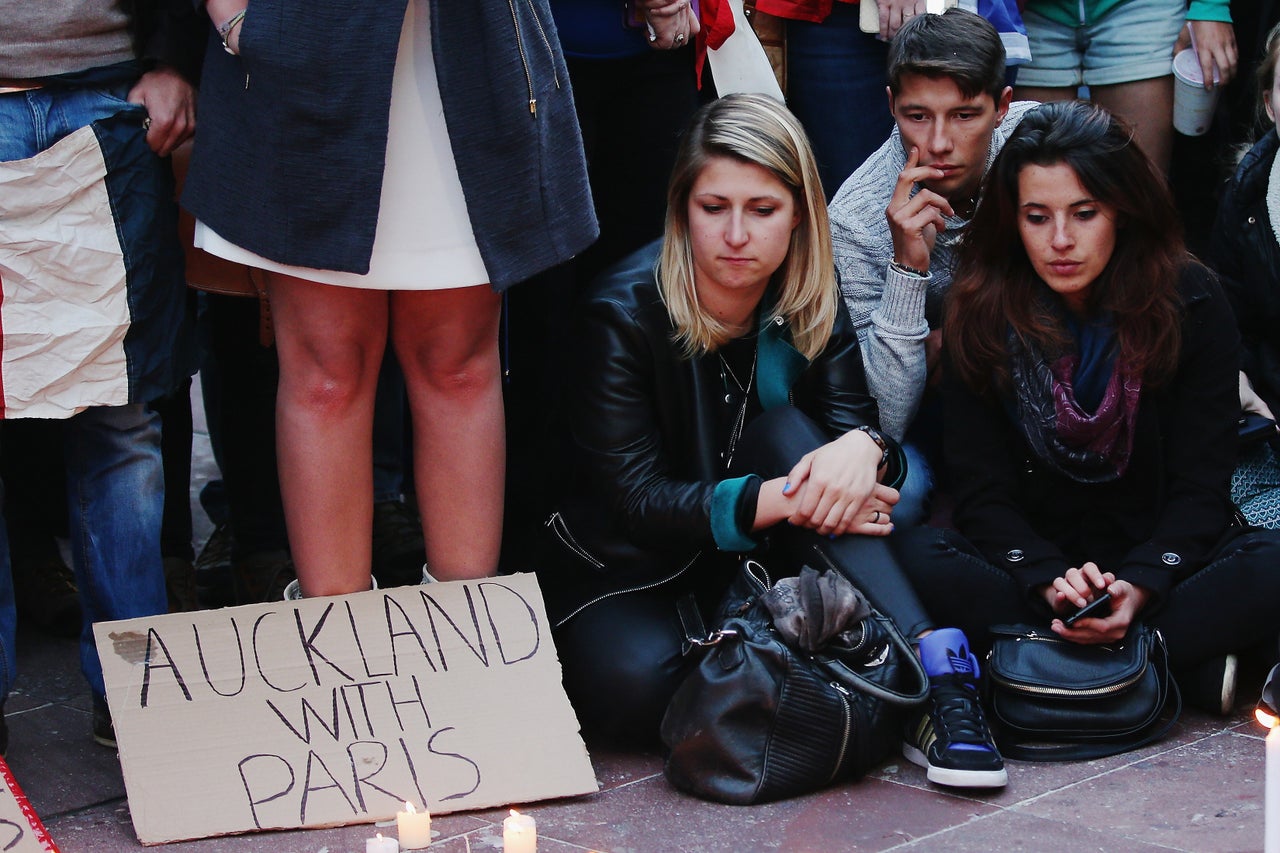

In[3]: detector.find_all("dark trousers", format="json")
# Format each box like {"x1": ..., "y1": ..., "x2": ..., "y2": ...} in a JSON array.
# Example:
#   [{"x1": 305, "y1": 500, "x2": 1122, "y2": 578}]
[
  {"x1": 199, "y1": 293, "x2": 288, "y2": 558},
  {"x1": 555, "y1": 406, "x2": 933, "y2": 743},
  {"x1": 893, "y1": 526, "x2": 1280, "y2": 670}
]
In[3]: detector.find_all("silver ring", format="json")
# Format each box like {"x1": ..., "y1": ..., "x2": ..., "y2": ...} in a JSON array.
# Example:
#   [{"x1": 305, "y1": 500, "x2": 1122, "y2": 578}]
[
  {"x1": 873, "y1": 511, "x2": 882, "y2": 524},
  {"x1": 675, "y1": 32, "x2": 686, "y2": 44},
  {"x1": 142, "y1": 117, "x2": 152, "y2": 131}
]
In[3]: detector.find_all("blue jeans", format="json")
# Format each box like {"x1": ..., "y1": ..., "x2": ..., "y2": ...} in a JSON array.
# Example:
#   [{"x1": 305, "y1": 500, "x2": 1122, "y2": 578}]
[
  {"x1": 786, "y1": 4, "x2": 894, "y2": 199},
  {"x1": 65, "y1": 405, "x2": 168, "y2": 697},
  {"x1": 1, "y1": 82, "x2": 169, "y2": 701},
  {"x1": 894, "y1": 441, "x2": 935, "y2": 529}
]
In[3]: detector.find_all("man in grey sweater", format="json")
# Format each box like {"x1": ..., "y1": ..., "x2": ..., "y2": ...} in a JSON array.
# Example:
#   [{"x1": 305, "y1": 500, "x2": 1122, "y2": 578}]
[{"x1": 828, "y1": 10, "x2": 1034, "y2": 519}]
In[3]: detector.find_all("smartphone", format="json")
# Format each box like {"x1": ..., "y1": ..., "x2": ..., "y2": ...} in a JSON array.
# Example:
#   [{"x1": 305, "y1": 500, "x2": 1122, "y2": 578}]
[
  {"x1": 1238, "y1": 412, "x2": 1278, "y2": 445},
  {"x1": 1063, "y1": 592, "x2": 1112, "y2": 626}
]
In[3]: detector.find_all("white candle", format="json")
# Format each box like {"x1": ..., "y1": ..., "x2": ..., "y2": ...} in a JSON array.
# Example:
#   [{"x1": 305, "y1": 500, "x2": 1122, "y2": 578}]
[
  {"x1": 367, "y1": 832, "x2": 400, "y2": 853},
  {"x1": 1267, "y1": 722, "x2": 1280, "y2": 853},
  {"x1": 503, "y1": 809, "x2": 537, "y2": 853},
  {"x1": 397, "y1": 801, "x2": 432, "y2": 850}
]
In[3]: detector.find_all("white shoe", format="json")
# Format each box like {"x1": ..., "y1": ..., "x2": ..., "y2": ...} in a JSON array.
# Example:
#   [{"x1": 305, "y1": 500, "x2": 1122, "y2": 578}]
[{"x1": 282, "y1": 575, "x2": 378, "y2": 600}]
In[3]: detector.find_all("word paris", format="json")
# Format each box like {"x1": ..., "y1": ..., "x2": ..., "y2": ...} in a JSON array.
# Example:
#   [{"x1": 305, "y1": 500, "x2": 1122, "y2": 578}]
[{"x1": 95, "y1": 574, "x2": 596, "y2": 845}]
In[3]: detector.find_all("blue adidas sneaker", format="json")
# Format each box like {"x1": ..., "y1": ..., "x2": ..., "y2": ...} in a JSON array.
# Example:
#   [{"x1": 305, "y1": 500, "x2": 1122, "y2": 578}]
[{"x1": 903, "y1": 628, "x2": 1007, "y2": 788}]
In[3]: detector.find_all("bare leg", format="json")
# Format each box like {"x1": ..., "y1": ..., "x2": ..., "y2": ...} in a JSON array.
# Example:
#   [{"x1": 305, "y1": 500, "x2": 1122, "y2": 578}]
[
  {"x1": 1011, "y1": 85, "x2": 1077, "y2": 106},
  {"x1": 390, "y1": 285, "x2": 504, "y2": 580},
  {"x1": 1092, "y1": 77, "x2": 1175, "y2": 174},
  {"x1": 268, "y1": 273, "x2": 389, "y2": 596}
]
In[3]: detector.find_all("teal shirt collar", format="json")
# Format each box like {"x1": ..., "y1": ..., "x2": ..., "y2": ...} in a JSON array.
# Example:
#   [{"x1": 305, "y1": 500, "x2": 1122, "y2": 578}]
[{"x1": 756, "y1": 311, "x2": 809, "y2": 410}]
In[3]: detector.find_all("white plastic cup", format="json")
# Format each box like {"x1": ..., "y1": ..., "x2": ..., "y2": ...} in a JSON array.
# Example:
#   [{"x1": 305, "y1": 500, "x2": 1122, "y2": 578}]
[{"x1": 1172, "y1": 48, "x2": 1220, "y2": 136}]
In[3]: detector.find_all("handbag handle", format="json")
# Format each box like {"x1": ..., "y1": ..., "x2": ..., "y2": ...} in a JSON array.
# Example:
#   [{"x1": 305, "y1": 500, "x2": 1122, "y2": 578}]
[
  {"x1": 815, "y1": 613, "x2": 930, "y2": 707},
  {"x1": 996, "y1": 629, "x2": 1182, "y2": 762},
  {"x1": 678, "y1": 560, "x2": 930, "y2": 707}
]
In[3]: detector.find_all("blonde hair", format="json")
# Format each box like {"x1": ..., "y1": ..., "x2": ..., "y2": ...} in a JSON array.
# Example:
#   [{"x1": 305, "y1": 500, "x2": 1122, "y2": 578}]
[
  {"x1": 658, "y1": 93, "x2": 837, "y2": 361},
  {"x1": 1260, "y1": 22, "x2": 1280, "y2": 123}
]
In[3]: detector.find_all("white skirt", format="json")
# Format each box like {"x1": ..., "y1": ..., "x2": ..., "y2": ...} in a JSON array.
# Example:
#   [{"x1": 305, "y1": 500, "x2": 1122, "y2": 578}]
[{"x1": 194, "y1": 0, "x2": 489, "y2": 290}]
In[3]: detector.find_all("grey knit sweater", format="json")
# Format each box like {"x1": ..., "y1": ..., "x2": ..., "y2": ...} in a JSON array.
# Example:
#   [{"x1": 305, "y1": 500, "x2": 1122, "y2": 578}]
[
  {"x1": 828, "y1": 100, "x2": 1036, "y2": 441},
  {"x1": 0, "y1": 0, "x2": 134, "y2": 78}
]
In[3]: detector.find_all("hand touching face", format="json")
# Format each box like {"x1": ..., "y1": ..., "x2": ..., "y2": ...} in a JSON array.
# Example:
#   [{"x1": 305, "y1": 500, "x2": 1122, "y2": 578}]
[{"x1": 889, "y1": 73, "x2": 1011, "y2": 203}]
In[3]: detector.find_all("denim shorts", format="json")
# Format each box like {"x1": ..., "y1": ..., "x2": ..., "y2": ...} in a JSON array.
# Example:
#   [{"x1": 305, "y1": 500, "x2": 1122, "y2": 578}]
[{"x1": 1017, "y1": 0, "x2": 1186, "y2": 88}]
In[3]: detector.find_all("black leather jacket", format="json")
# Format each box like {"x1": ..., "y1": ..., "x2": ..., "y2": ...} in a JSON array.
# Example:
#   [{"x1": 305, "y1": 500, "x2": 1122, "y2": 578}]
[
  {"x1": 538, "y1": 243, "x2": 905, "y2": 626},
  {"x1": 1209, "y1": 129, "x2": 1280, "y2": 416}
]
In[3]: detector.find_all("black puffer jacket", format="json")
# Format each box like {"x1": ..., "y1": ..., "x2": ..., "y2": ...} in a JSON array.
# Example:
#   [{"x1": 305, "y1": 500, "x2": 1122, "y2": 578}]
[
  {"x1": 1209, "y1": 129, "x2": 1280, "y2": 414},
  {"x1": 538, "y1": 243, "x2": 905, "y2": 626}
]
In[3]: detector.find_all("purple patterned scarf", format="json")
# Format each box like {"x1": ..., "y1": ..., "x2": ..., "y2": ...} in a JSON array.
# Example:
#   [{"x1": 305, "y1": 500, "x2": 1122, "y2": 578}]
[{"x1": 1008, "y1": 329, "x2": 1142, "y2": 483}]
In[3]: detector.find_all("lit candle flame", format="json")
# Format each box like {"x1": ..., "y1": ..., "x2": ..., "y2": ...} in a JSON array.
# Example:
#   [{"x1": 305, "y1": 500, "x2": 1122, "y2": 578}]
[
  {"x1": 1258, "y1": 708, "x2": 1280, "y2": 729},
  {"x1": 404, "y1": 801, "x2": 416, "y2": 815},
  {"x1": 510, "y1": 809, "x2": 520, "y2": 818}
]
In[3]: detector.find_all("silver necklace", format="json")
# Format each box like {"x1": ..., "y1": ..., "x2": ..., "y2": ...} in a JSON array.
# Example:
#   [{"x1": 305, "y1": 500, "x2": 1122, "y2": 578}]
[
  {"x1": 718, "y1": 351, "x2": 750, "y2": 394},
  {"x1": 720, "y1": 350, "x2": 757, "y2": 471}
]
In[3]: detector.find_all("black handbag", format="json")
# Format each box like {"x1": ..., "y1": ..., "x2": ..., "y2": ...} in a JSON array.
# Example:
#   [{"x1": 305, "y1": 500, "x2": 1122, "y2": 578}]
[
  {"x1": 659, "y1": 560, "x2": 929, "y2": 805},
  {"x1": 984, "y1": 623, "x2": 1181, "y2": 761}
]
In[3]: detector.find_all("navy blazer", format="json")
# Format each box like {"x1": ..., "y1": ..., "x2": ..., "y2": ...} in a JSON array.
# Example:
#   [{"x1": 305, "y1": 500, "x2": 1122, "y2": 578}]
[{"x1": 182, "y1": 0, "x2": 597, "y2": 289}]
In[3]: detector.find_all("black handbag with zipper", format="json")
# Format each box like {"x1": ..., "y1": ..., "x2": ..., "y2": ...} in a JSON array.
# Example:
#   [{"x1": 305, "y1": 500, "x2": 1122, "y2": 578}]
[
  {"x1": 984, "y1": 623, "x2": 1180, "y2": 761},
  {"x1": 659, "y1": 559, "x2": 929, "y2": 804}
]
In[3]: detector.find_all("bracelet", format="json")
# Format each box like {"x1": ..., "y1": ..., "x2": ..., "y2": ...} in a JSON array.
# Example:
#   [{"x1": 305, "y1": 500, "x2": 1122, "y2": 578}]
[
  {"x1": 889, "y1": 260, "x2": 929, "y2": 278},
  {"x1": 218, "y1": 9, "x2": 247, "y2": 55},
  {"x1": 852, "y1": 425, "x2": 890, "y2": 470}
]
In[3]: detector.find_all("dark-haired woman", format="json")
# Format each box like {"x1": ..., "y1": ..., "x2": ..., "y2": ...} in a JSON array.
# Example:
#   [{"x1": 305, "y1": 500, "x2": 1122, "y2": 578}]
[{"x1": 897, "y1": 100, "x2": 1280, "y2": 716}]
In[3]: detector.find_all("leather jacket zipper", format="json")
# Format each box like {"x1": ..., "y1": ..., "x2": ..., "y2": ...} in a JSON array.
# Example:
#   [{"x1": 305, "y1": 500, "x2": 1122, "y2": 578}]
[
  {"x1": 555, "y1": 549, "x2": 703, "y2": 629},
  {"x1": 546, "y1": 511, "x2": 605, "y2": 570}
]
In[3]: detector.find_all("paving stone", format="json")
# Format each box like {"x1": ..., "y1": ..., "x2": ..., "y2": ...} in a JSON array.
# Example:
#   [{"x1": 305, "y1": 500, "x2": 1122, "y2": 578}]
[
  {"x1": 1014, "y1": 728, "x2": 1268, "y2": 853},
  {"x1": 5, "y1": 703, "x2": 125, "y2": 816},
  {"x1": 894, "y1": 808, "x2": 1181, "y2": 852}
]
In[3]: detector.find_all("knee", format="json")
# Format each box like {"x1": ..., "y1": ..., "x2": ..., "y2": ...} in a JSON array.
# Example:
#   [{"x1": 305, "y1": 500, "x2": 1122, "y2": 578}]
[
  {"x1": 281, "y1": 350, "x2": 378, "y2": 418},
  {"x1": 402, "y1": 345, "x2": 500, "y2": 402},
  {"x1": 291, "y1": 374, "x2": 367, "y2": 418},
  {"x1": 555, "y1": 608, "x2": 687, "y2": 743}
]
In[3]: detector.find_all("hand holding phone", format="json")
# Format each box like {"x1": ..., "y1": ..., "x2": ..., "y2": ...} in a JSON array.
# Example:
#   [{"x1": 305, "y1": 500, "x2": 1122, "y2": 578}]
[{"x1": 1063, "y1": 592, "x2": 1113, "y2": 627}]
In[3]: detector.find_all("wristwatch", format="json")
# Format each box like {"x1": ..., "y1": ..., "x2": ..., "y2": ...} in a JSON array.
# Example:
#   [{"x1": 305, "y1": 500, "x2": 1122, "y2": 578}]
[{"x1": 852, "y1": 425, "x2": 890, "y2": 470}]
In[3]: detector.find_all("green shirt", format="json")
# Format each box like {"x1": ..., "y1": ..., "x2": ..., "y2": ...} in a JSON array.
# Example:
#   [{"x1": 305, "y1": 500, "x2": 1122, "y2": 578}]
[{"x1": 1027, "y1": 0, "x2": 1228, "y2": 29}]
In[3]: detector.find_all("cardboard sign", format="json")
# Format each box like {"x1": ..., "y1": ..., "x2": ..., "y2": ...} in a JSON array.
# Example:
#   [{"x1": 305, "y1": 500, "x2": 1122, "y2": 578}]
[
  {"x1": 0, "y1": 760, "x2": 59, "y2": 852},
  {"x1": 94, "y1": 573, "x2": 597, "y2": 845}
]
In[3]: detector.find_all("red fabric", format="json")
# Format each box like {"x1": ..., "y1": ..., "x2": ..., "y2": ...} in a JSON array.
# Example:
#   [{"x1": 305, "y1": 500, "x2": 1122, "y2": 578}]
[
  {"x1": 696, "y1": 0, "x2": 738, "y2": 87},
  {"x1": 752, "y1": 0, "x2": 835, "y2": 22}
]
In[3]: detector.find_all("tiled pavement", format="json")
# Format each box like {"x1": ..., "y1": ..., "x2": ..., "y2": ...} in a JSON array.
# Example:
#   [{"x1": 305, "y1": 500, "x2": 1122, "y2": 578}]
[
  {"x1": 4, "y1": 384, "x2": 1272, "y2": 852},
  {"x1": 7, "y1": 645, "x2": 1272, "y2": 852}
]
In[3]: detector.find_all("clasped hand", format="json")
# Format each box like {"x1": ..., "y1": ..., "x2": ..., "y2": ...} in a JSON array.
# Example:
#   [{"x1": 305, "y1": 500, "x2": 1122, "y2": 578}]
[
  {"x1": 1041, "y1": 562, "x2": 1151, "y2": 644},
  {"x1": 756, "y1": 429, "x2": 897, "y2": 537}
]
